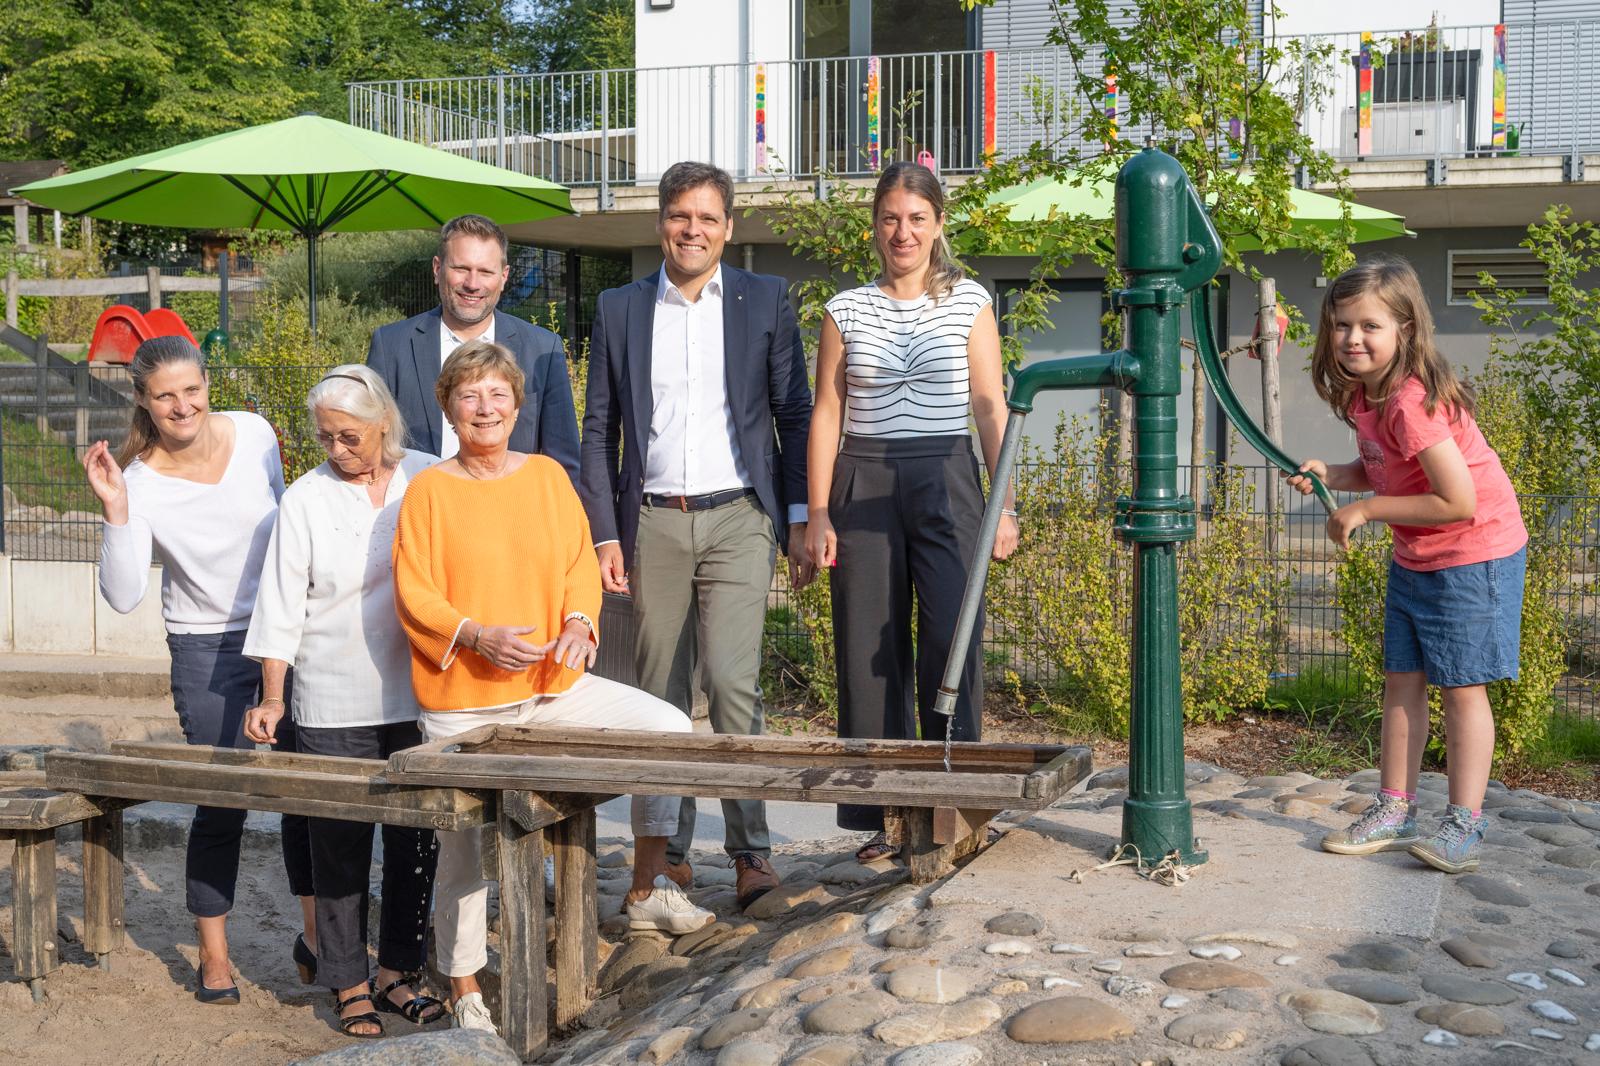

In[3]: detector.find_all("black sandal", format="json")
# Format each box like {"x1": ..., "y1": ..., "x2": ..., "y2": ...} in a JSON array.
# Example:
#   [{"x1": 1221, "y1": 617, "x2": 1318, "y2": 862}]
[
  {"x1": 375, "y1": 973, "x2": 447, "y2": 1025},
  {"x1": 856, "y1": 831, "x2": 896, "y2": 864},
  {"x1": 335, "y1": 986, "x2": 384, "y2": 1039}
]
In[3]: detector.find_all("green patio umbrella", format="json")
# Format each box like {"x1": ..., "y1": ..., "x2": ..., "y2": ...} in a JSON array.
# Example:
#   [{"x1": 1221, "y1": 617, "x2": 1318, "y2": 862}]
[
  {"x1": 978, "y1": 172, "x2": 1411, "y2": 252},
  {"x1": 11, "y1": 114, "x2": 574, "y2": 329}
]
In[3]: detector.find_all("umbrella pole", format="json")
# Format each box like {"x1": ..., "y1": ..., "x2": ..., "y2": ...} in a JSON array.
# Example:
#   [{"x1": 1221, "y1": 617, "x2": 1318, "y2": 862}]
[{"x1": 306, "y1": 233, "x2": 318, "y2": 333}]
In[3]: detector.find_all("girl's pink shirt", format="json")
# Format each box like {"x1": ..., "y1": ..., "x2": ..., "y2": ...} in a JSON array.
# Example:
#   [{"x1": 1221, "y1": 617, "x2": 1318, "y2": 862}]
[{"x1": 1350, "y1": 376, "x2": 1527, "y2": 572}]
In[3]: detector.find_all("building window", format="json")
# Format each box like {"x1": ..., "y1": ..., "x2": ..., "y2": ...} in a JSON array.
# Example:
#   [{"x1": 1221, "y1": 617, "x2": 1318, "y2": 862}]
[{"x1": 1448, "y1": 249, "x2": 1549, "y2": 306}]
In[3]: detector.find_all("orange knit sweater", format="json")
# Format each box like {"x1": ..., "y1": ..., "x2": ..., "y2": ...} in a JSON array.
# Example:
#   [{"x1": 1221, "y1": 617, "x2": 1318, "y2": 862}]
[{"x1": 393, "y1": 455, "x2": 602, "y2": 712}]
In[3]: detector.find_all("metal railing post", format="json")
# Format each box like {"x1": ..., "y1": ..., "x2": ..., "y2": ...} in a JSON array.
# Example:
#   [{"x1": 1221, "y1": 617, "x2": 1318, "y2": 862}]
[
  {"x1": 709, "y1": 66, "x2": 719, "y2": 169},
  {"x1": 600, "y1": 72, "x2": 613, "y2": 210},
  {"x1": 497, "y1": 74, "x2": 507, "y2": 170},
  {"x1": 816, "y1": 61, "x2": 829, "y2": 198},
  {"x1": 934, "y1": 54, "x2": 944, "y2": 172}
]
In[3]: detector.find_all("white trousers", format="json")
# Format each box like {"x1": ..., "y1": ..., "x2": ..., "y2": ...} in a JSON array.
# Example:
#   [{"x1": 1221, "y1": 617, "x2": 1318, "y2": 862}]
[{"x1": 422, "y1": 672, "x2": 690, "y2": 977}]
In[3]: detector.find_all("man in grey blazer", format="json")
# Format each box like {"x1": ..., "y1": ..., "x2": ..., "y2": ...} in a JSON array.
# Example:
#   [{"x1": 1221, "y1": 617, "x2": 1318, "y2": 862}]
[
  {"x1": 367, "y1": 214, "x2": 580, "y2": 479},
  {"x1": 580, "y1": 161, "x2": 814, "y2": 911}
]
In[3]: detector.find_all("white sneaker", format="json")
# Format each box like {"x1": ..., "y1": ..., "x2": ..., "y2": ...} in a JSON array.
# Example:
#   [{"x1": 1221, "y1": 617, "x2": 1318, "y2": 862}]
[
  {"x1": 626, "y1": 874, "x2": 716, "y2": 935},
  {"x1": 452, "y1": 991, "x2": 497, "y2": 1035},
  {"x1": 544, "y1": 855, "x2": 556, "y2": 896}
]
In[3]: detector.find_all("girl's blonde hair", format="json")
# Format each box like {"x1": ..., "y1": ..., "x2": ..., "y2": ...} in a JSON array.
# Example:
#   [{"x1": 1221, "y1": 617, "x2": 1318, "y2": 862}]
[
  {"x1": 872, "y1": 161, "x2": 964, "y2": 303},
  {"x1": 1310, "y1": 254, "x2": 1475, "y2": 427}
]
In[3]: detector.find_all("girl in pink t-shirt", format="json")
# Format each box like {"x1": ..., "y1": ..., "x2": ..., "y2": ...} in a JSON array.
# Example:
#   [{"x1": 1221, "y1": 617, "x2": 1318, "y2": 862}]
[{"x1": 1288, "y1": 255, "x2": 1527, "y2": 876}]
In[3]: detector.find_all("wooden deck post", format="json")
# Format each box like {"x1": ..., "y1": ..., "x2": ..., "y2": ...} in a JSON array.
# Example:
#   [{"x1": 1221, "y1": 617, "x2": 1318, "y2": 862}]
[
  {"x1": 81, "y1": 810, "x2": 125, "y2": 970},
  {"x1": 496, "y1": 791, "x2": 548, "y2": 1061},
  {"x1": 11, "y1": 829, "x2": 58, "y2": 1000},
  {"x1": 888, "y1": 806, "x2": 988, "y2": 884},
  {"x1": 551, "y1": 809, "x2": 598, "y2": 1028}
]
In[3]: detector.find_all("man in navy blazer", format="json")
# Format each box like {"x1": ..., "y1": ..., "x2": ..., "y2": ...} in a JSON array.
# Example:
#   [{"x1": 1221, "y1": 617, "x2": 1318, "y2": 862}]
[
  {"x1": 366, "y1": 214, "x2": 579, "y2": 479},
  {"x1": 580, "y1": 162, "x2": 814, "y2": 913}
]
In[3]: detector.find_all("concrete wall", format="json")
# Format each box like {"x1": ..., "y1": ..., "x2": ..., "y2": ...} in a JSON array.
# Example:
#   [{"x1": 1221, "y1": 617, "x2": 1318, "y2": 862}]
[
  {"x1": 633, "y1": 0, "x2": 796, "y2": 179},
  {"x1": 0, "y1": 556, "x2": 168, "y2": 659}
]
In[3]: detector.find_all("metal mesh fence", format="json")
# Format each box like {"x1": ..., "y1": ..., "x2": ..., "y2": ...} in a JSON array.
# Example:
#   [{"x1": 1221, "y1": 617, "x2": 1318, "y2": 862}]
[{"x1": 3, "y1": 373, "x2": 1596, "y2": 720}]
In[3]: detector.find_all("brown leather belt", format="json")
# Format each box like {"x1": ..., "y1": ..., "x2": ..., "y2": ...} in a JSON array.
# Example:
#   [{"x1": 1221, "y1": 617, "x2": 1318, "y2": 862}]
[{"x1": 643, "y1": 487, "x2": 757, "y2": 512}]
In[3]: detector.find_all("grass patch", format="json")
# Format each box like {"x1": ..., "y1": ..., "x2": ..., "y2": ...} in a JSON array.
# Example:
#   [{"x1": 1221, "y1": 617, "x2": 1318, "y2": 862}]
[
  {"x1": 2, "y1": 416, "x2": 97, "y2": 512},
  {"x1": 1517, "y1": 713, "x2": 1600, "y2": 771},
  {"x1": 1259, "y1": 662, "x2": 1383, "y2": 777}
]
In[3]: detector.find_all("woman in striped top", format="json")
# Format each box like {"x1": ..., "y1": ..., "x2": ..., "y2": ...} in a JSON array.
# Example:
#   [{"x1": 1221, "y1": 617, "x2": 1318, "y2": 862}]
[{"x1": 805, "y1": 161, "x2": 1019, "y2": 862}]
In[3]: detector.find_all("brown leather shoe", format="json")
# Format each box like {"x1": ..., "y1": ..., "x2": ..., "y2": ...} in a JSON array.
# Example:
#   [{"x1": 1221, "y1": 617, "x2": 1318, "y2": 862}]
[
  {"x1": 664, "y1": 860, "x2": 693, "y2": 889},
  {"x1": 733, "y1": 852, "x2": 781, "y2": 910}
]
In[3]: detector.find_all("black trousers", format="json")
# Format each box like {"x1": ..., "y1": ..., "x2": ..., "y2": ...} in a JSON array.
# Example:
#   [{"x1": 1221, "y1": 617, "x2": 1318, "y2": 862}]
[
  {"x1": 829, "y1": 434, "x2": 985, "y2": 832},
  {"x1": 295, "y1": 721, "x2": 439, "y2": 990},
  {"x1": 167, "y1": 631, "x2": 313, "y2": 916}
]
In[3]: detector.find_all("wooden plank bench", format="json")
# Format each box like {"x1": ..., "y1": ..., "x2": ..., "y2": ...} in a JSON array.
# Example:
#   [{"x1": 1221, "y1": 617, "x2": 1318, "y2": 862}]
[
  {"x1": 1, "y1": 770, "x2": 140, "y2": 1000},
  {"x1": 387, "y1": 726, "x2": 1092, "y2": 884},
  {"x1": 44, "y1": 742, "x2": 616, "y2": 1062}
]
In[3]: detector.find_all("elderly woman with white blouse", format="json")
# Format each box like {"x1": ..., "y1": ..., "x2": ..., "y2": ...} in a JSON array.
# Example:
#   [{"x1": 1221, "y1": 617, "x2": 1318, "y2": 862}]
[{"x1": 243, "y1": 364, "x2": 444, "y2": 1039}]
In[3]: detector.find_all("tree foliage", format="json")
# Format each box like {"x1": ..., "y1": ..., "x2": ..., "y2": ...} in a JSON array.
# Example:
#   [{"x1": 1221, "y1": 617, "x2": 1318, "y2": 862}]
[{"x1": 0, "y1": 0, "x2": 554, "y2": 167}]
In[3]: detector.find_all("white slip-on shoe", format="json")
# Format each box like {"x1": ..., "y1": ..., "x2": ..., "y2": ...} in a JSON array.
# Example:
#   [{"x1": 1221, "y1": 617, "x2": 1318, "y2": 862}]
[
  {"x1": 452, "y1": 991, "x2": 497, "y2": 1034},
  {"x1": 626, "y1": 874, "x2": 716, "y2": 935}
]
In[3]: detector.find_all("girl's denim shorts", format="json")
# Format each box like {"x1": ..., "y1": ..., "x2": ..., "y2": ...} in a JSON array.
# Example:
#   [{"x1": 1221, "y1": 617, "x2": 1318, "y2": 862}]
[{"x1": 1384, "y1": 544, "x2": 1526, "y2": 687}]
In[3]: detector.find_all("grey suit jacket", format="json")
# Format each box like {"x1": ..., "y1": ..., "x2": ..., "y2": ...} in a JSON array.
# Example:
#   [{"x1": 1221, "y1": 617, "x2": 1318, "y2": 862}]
[{"x1": 365, "y1": 307, "x2": 580, "y2": 482}]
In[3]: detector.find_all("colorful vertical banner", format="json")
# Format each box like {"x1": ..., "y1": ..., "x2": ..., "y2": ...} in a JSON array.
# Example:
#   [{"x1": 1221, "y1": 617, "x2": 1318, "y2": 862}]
[
  {"x1": 1104, "y1": 66, "x2": 1118, "y2": 149},
  {"x1": 754, "y1": 63, "x2": 768, "y2": 173},
  {"x1": 1492, "y1": 24, "x2": 1507, "y2": 150},
  {"x1": 1356, "y1": 31, "x2": 1373, "y2": 157},
  {"x1": 866, "y1": 56, "x2": 881, "y2": 171},
  {"x1": 983, "y1": 50, "x2": 997, "y2": 165}
]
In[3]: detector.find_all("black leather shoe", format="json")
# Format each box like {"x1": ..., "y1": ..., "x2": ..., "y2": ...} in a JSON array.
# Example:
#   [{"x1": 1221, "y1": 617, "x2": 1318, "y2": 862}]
[
  {"x1": 292, "y1": 933, "x2": 318, "y2": 985},
  {"x1": 194, "y1": 963, "x2": 240, "y2": 1005}
]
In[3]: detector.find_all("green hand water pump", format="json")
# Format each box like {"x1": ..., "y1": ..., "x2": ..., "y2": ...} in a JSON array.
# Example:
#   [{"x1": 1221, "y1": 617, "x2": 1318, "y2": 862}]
[{"x1": 932, "y1": 148, "x2": 1334, "y2": 868}]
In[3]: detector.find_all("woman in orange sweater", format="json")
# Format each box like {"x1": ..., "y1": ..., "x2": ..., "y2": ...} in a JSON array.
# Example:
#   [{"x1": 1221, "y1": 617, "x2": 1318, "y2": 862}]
[{"x1": 393, "y1": 340, "x2": 712, "y2": 1036}]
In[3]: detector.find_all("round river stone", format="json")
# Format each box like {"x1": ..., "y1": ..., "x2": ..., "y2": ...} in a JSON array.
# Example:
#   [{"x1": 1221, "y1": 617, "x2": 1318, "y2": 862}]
[
  {"x1": 1006, "y1": 996, "x2": 1135, "y2": 1043},
  {"x1": 1420, "y1": 974, "x2": 1519, "y2": 1006},
  {"x1": 1325, "y1": 974, "x2": 1418, "y2": 1005}
]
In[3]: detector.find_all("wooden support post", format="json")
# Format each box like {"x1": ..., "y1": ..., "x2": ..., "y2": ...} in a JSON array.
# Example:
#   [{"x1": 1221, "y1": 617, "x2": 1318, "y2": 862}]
[
  {"x1": 33, "y1": 331, "x2": 50, "y2": 438},
  {"x1": 888, "y1": 806, "x2": 987, "y2": 884},
  {"x1": 1258, "y1": 276, "x2": 1282, "y2": 559},
  {"x1": 146, "y1": 267, "x2": 162, "y2": 312},
  {"x1": 4, "y1": 270, "x2": 16, "y2": 329},
  {"x1": 496, "y1": 792, "x2": 548, "y2": 1061},
  {"x1": 12, "y1": 828, "x2": 59, "y2": 1000},
  {"x1": 81, "y1": 811, "x2": 125, "y2": 970},
  {"x1": 551, "y1": 809, "x2": 597, "y2": 1029}
]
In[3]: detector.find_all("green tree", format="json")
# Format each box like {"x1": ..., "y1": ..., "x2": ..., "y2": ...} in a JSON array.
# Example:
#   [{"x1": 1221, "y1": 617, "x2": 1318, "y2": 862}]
[
  {"x1": 524, "y1": 0, "x2": 635, "y2": 73},
  {"x1": 0, "y1": 0, "x2": 546, "y2": 167}
]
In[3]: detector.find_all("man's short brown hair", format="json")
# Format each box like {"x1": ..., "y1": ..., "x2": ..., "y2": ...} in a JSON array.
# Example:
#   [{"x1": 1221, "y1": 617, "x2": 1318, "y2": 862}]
[
  {"x1": 657, "y1": 161, "x2": 734, "y2": 222},
  {"x1": 438, "y1": 214, "x2": 509, "y2": 265},
  {"x1": 435, "y1": 339, "x2": 525, "y2": 411}
]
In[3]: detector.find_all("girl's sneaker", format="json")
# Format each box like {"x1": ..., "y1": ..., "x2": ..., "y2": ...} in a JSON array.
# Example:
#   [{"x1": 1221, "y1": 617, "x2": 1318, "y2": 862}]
[
  {"x1": 1320, "y1": 795, "x2": 1418, "y2": 855},
  {"x1": 1408, "y1": 804, "x2": 1487, "y2": 874}
]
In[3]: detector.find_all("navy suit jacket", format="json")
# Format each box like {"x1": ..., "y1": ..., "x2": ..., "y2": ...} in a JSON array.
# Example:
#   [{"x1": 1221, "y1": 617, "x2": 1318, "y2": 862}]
[
  {"x1": 366, "y1": 307, "x2": 580, "y2": 482},
  {"x1": 579, "y1": 266, "x2": 811, "y2": 569}
]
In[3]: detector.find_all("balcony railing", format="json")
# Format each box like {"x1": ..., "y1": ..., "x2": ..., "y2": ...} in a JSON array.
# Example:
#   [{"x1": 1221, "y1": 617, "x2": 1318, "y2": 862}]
[{"x1": 347, "y1": 19, "x2": 1599, "y2": 191}]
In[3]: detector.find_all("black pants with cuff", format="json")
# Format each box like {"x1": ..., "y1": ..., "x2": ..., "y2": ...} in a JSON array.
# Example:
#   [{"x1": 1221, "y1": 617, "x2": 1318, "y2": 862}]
[{"x1": 294, "y1": 721, "x2": 439, "y2": 991}]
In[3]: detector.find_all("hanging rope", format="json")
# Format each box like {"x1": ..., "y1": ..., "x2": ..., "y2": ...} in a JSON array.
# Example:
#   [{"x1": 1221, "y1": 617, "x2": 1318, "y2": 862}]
[
  {"x1": 1067, "y1": 842, "x2": 1193, "y2": 888},
  {"x1": 1180, "y1": 336, "x2": 1262, "y2": 360}
]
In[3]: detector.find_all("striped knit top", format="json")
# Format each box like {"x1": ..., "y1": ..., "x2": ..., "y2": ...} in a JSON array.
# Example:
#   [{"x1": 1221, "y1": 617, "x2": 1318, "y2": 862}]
[{"x1": 825, "y1": 278, "x2": 992, "y2": 437}]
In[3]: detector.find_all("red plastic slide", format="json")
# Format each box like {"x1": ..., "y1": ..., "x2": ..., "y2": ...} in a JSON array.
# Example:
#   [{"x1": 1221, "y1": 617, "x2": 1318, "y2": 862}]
[{"x1": 87, "y1": 305, "x2": 199, "y2": 364}]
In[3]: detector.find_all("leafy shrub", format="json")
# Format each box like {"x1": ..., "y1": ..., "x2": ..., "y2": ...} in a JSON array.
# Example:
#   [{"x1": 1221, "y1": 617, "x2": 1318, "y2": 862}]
[{"x1": 986, "y1": 415, "x2": 1285, "y2": 732}]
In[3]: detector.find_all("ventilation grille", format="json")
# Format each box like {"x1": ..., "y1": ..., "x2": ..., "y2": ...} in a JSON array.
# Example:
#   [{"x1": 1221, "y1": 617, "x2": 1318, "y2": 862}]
[{"x1": 1449, "y1": 249, "x2": 1550, "y2": 305}]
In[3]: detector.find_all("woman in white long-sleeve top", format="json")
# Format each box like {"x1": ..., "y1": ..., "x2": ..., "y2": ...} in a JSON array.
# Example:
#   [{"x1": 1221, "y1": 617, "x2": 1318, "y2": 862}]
[
  {"x1": 84, "y1": 336, "x2": 313, "y2": 1003},
  {"x1": 242, "y1": 364, "x2": 444, "y2": 1038}
]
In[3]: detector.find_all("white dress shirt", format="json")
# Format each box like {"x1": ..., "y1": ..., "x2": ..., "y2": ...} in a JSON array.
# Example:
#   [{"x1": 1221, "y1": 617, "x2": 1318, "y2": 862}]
[
  {"x1": 438, "y1": 318, "x2": 496, "y2": 459},
  {"x1": 243, "y1": 449, "x2": 437, "y2": 728},
  {"x1": 645, "y1": 265, "x2": 751, "y2": 496}
]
